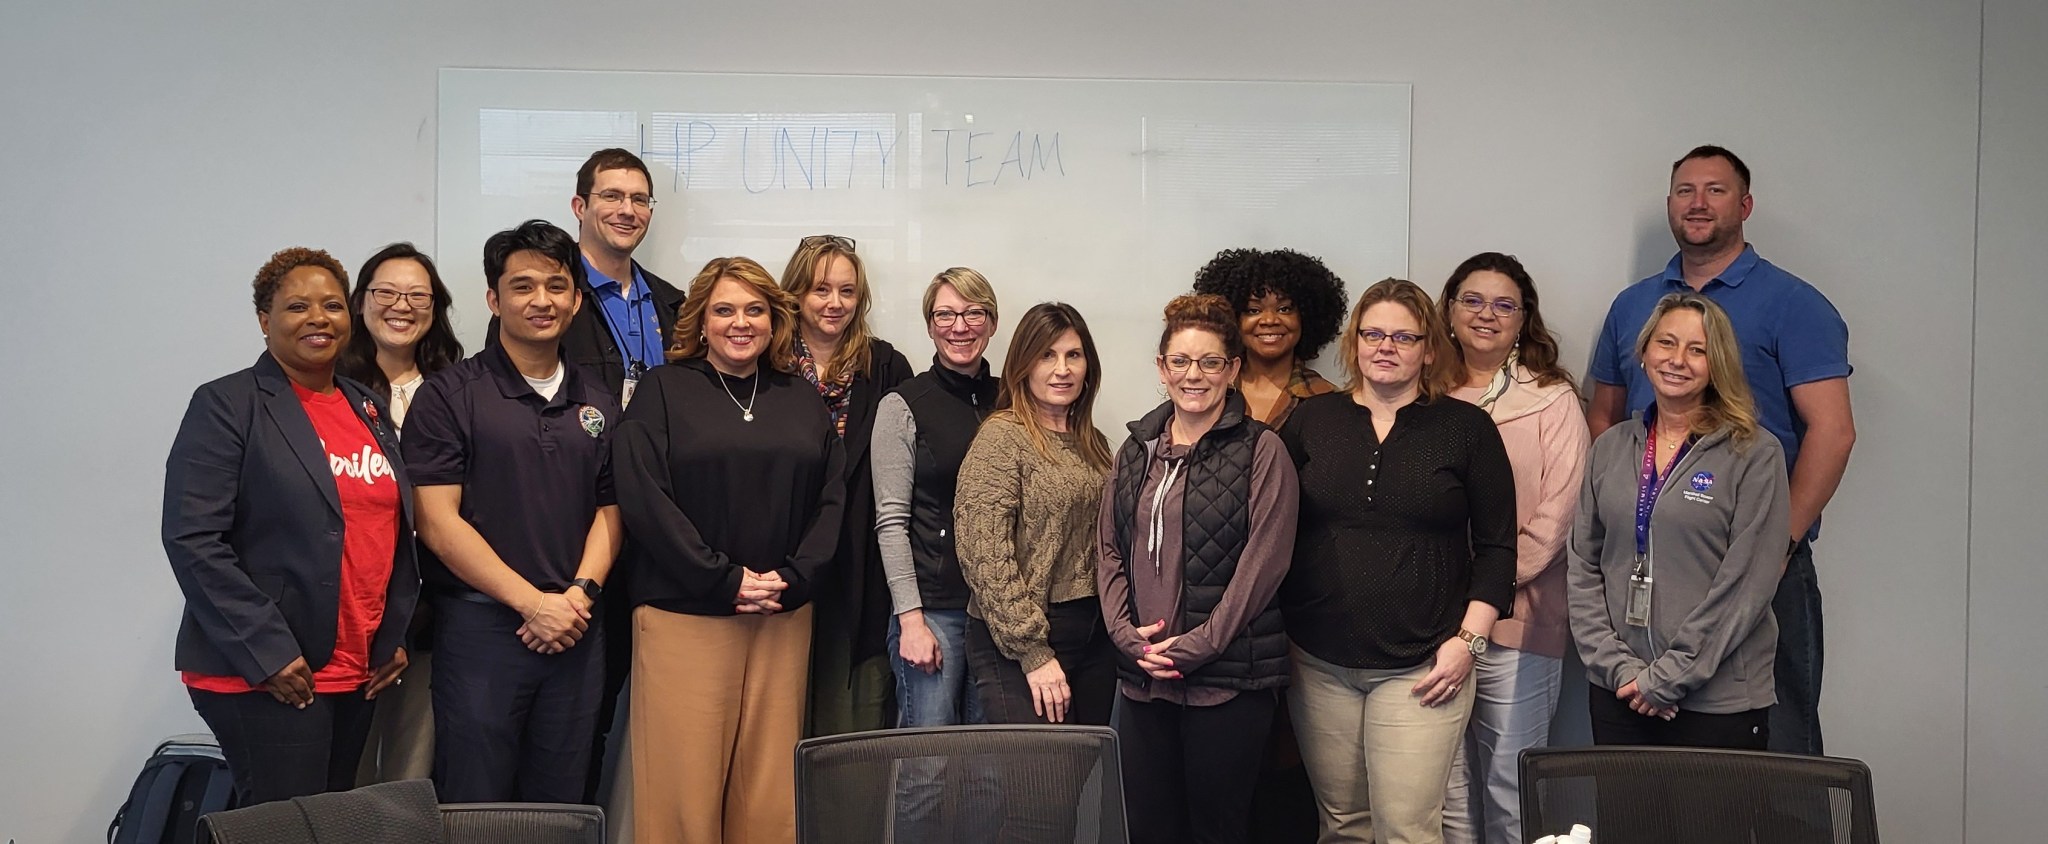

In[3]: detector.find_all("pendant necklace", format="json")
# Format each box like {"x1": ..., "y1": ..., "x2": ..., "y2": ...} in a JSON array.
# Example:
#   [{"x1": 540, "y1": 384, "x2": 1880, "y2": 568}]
[{"x1": 719, "y1": 369, "x2": 758, "y2": 422}]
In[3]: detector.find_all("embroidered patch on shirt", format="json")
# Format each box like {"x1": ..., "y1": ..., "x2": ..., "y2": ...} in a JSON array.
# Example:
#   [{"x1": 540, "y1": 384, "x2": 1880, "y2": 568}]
[
  {"x1": 579, "y1": 405, "x2": 606, "y2": 438},
  {"x1": 1682, "y1": 471, "x2": 1717, "y2": 504}
]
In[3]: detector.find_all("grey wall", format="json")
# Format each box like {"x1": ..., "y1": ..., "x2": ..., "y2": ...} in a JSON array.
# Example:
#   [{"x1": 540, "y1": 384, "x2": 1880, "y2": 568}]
[
  {"x1": 1969, "y1": 0, "x2": 2048, "y2": 840},
  {"x1": 0, "y1": 2, "x2": 2032, "y2": 842}
]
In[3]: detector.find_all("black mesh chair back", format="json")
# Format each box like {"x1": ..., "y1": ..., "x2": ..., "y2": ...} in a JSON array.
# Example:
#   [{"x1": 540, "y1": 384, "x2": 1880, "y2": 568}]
[
  {"x1": 440, "y1": 803, "x2": 603, "y2": 844},
  {"x1": 1520, "y1": 746, "x2": 1879, "y2": 844},
  {"x1": 795, "y1": 725, "x2": 1128, "y2": 844}
]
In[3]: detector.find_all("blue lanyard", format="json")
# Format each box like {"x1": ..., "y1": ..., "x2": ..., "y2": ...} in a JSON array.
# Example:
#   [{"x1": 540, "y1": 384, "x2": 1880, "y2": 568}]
[{"x1": 1634, "y1": 422, "x2": 1694, "y2": 562}]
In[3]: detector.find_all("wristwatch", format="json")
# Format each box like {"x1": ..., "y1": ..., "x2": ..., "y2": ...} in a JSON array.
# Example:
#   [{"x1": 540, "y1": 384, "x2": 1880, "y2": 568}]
[
  {"x1": 1456, "y1": 628, "x2": 1489, "y2": 657},
  {"x1": 570, "y1": 578, "x2": 603, "y2": 602}
]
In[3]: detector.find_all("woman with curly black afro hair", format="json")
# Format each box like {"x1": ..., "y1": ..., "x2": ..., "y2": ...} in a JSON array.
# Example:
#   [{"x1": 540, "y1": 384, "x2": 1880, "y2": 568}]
[{"x1": 1192, "y1": 248, "x2": 1348, "y2": 427}]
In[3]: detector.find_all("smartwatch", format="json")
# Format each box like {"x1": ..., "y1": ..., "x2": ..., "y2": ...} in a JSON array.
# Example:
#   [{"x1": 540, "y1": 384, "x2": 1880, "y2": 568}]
[{"x1": 571, "y1": 578, "x2": 603, "y2": 602}]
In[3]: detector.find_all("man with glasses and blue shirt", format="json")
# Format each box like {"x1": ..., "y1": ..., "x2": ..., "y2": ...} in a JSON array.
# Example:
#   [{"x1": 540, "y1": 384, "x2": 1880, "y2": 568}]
[
  {"x1": 1587, "y1": 145, "x2": 1857, "y2": 756},
  {"x1": 566, "y1": 148, "x2": 683, "y2": 406}
]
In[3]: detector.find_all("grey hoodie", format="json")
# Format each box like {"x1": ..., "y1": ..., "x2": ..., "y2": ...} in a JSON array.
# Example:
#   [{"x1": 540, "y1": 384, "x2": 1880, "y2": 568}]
[{"x1": 1568, "y1": 411, "x2": 1789, "y2": 714}]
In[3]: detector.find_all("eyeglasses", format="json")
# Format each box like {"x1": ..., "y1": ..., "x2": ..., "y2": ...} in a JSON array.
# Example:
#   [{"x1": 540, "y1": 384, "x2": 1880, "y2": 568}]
[
  {"x1": 1358, "y1": 328, "x2": 1426, "y2": 348},
  {"x1": 931, "y1": 308, "x2": 990, "y2": 327},
  {"x1": 1160, "y1": 354, "x2": 1234, "y2": 374},
  {"x1": 1455, "y1": 293, "x2": 1523, "y2": 318},
  {"x1": 801, "y1": 234, "x2": 856, "y2": 252},
  {"x1": 587, "y1": 190, "x2": 656, "y2": 209},
  {"x1": 367, "y1": 288, "x2": 434, "y2": 309}
]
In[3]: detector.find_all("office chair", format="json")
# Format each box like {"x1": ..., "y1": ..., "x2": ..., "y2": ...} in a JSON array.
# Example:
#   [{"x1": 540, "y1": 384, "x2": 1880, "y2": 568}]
[
  {"x1": 796, "y1": 724, "x2": 1129, "y2": 844},
  {"x1": 1520, "y1": 745, "x2": 1879, "y2": 844}
]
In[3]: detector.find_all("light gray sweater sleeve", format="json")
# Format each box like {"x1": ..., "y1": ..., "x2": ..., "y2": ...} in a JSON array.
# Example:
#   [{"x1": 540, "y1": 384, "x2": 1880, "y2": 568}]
[
  {"x1": 1636, "y1": 438, "x2": 1791, "y2": 708},
  {"x1": 1567, "y1": 431, "x2": 1649, "y2": 691},
  {"x1": 871, "y1": 392, "x2": 924, "y2": 615}
]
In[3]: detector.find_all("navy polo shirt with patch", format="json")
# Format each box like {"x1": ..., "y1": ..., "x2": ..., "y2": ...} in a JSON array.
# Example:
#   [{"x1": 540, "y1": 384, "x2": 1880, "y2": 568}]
[{"x1": 403, "y1": 344, "x2": 619, "y2": 592}]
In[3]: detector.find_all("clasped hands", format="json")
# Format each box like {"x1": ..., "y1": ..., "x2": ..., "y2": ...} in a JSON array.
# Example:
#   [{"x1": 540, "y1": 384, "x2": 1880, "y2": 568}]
[
  {"x1": 1132, "y1": 619, "x2": 1184, "y2": 681},
  {"x1": 1618, "y1": 678, "x2": 1677, "y2": 720},
  {"x1": 519, "y1": 589, "x2": 593, "y2": 654},
  {"x1": 261, "y1": 646, "x2": 409, "y2": 709},
  {"x1": 735, "y1": 567, "x2": 787, "y2": 615}
]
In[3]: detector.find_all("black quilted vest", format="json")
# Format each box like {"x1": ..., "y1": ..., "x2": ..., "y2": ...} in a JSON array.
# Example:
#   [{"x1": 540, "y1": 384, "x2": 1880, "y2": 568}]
[
  {"x1": 895, "y1": 359, "x2": 1000, "y2": 610},
  {"x1": 1110, "y1": 391, "x2": 1289, "y2": 690}
]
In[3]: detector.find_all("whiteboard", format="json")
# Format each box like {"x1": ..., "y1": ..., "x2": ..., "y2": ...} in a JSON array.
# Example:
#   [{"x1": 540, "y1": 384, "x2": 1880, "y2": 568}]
[{"x1": 438, "y1": 69, "x2": 1410, "y2": 433}]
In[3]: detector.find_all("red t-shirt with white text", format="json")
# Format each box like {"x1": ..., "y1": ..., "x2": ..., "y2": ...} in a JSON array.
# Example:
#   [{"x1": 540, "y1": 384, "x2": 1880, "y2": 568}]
[{"x1": 183, "y1": 384, "x2": 400, "y2": 694}]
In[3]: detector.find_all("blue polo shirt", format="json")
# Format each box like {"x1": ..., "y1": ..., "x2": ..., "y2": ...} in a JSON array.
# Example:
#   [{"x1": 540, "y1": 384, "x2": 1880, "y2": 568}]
[
  {"x1": 402, "y1": 345, "x2": 619, "y2": 592},
  {"x1": 1591, "y1": 244, "x2": 1851, "y2": 483},
  {"x1": 584, "y1": 257, "x2": 668, "y2": 380}
]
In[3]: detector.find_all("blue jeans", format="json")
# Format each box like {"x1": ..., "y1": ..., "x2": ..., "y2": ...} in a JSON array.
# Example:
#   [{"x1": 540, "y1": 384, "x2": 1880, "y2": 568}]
[
  {"x1": 1769, "y1": 541, "x2": 1824, "y2": 755},
  {"x1": 888, "y1": 609, "x2": 985, "y2": 727},
  {"x1": 1443, "y1": 647, "x2": 1564, "y2": 844},
  {"x1": 886, "y1": 609, "x2": 994, "y2": 841}
]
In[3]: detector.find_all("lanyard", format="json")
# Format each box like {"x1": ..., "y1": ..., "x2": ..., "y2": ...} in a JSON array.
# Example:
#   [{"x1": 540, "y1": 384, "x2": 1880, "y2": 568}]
[
  {"x1": 595, "y1": 286, "x2": 654, "y2": 380},
  {"x1": 1633, "y1": 423, "x2": 1694, "y2": 564}
]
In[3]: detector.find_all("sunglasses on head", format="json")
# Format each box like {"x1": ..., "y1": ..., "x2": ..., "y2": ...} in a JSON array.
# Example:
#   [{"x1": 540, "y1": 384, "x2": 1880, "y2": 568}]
[{"x1": 800, "y1": 234, "x2": 856, "y2": 252}]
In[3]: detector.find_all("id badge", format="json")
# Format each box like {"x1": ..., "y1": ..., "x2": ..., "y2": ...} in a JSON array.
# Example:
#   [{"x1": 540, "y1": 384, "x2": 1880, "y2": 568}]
[
  {"x1": 1625, "y1": 574, "x2": 1653, "y2": 628},
  {"x1": 622, "y1": 361, "x2": 647, "y2": 410}
]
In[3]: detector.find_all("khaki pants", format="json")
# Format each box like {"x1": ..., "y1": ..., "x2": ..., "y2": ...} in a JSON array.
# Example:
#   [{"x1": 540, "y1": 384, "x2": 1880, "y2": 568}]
[
  {"x1": 1289, "y1": 646, "x2": 1475, "y2": 844},
  {"x1": 631, "y1": 604, "x2": 813, "y2": 844},
  {"x1": 355, "y1": 650, "x2": 435, "y2": 785}
]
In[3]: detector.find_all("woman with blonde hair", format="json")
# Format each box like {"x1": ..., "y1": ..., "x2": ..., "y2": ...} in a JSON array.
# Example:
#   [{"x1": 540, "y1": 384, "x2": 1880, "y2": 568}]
[
  {"x1": 615, "y1": 256, "x2": 845, "y2": 843},
  {"x1": 779, "y1": 235, "x2": 915, "y2": 736},
  {"x1": 1278, "y1": 278, "x2": 1517, "y2": 844},
  {"x1": 870, "y1": 267, "x2": 1003, "y2": 841},
  {"x1": 1436, "y1": 253, "x2": 1588, "y2": 844},
  {"x1": 1569, "y1": 291, "x2": 1787, "y2": 749},
  {"x1": 873, "y1": 267, "x2": 1003, "y2": 730}
]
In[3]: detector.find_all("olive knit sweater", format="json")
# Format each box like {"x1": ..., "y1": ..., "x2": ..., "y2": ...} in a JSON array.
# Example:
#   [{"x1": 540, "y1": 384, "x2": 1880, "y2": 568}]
[{"x1": 953, "y1": 411, "x2": 1108, "y2": 671}]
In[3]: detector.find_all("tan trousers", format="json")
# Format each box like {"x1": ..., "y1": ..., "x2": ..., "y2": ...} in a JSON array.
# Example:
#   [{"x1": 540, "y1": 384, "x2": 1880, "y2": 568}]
[
  {"x1": 1290, "y1": 646, "x2": 1476, "y2": 844},
  {"x1": 631, "y1": 604, "x2": 813, "y2": 844},
  {"x1": 355, "y1": 650, "x2": 435, "y2": 785}
]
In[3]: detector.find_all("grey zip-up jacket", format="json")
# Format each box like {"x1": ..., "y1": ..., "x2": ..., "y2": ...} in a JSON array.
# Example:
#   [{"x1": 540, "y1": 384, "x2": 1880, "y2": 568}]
[{"x1": 1568, "y1": 412, "x2": 1789, "y2": 714}]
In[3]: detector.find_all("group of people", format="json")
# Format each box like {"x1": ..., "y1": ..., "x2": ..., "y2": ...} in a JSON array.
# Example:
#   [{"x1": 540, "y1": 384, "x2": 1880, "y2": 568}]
[{"x1": 162, "y1": 143, "x2": 1854, "y2": 844}]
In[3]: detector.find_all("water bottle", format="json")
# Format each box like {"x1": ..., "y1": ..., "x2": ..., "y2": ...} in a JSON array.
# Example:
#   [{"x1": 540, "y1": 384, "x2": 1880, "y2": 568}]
[{"x1": 1530, "y1": 823, "x2": 1591, "y2": 843}]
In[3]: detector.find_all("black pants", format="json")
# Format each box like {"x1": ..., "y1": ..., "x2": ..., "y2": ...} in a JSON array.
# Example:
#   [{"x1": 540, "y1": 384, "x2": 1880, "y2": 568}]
[
  {"x1": 965, "y1": 599, "x2": 1117, "y2": 844},
  {"x1": 1118, "y1": 690, "x2": 1278, "y2": 844},
  {"x1": 1586, "y1": 682, "x2": 1769, "y2": 749},
  {"x1": 432, "y1": 595, "x2": 606, "y2": 804},
  {"x1": 587, "y1": 582, "x2": 635, "y2": 803},
  {"x1": 1586, "y1": 683, "x2": 1778, "y2": 844},
  {"x1": 966, "y1": 598, "x2": 1117, "y2": 727},
  {"x1": 189, "y1": 687, "x2": 376, "y2": 806}
]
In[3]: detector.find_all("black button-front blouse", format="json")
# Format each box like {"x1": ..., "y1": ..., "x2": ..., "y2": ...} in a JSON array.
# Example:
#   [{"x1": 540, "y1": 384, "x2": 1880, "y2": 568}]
[{"x1": 1277, "y1": 392, "x2": 1517, "y2": 670}]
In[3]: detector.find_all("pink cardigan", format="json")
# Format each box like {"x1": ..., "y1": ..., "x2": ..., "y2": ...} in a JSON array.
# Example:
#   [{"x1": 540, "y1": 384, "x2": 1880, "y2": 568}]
[{"x1": 1451, "y1": 368, "x2": 1588, "y2": 658}]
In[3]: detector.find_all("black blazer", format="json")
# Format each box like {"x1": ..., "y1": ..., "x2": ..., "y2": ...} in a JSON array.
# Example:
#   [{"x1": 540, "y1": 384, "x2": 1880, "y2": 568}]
[
  {"x1": 488, "y1": 259, "x2": 684, "y2": 392},
  {"x1": 163, "y1": 354, "x2": 420, "y2": 685}
]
